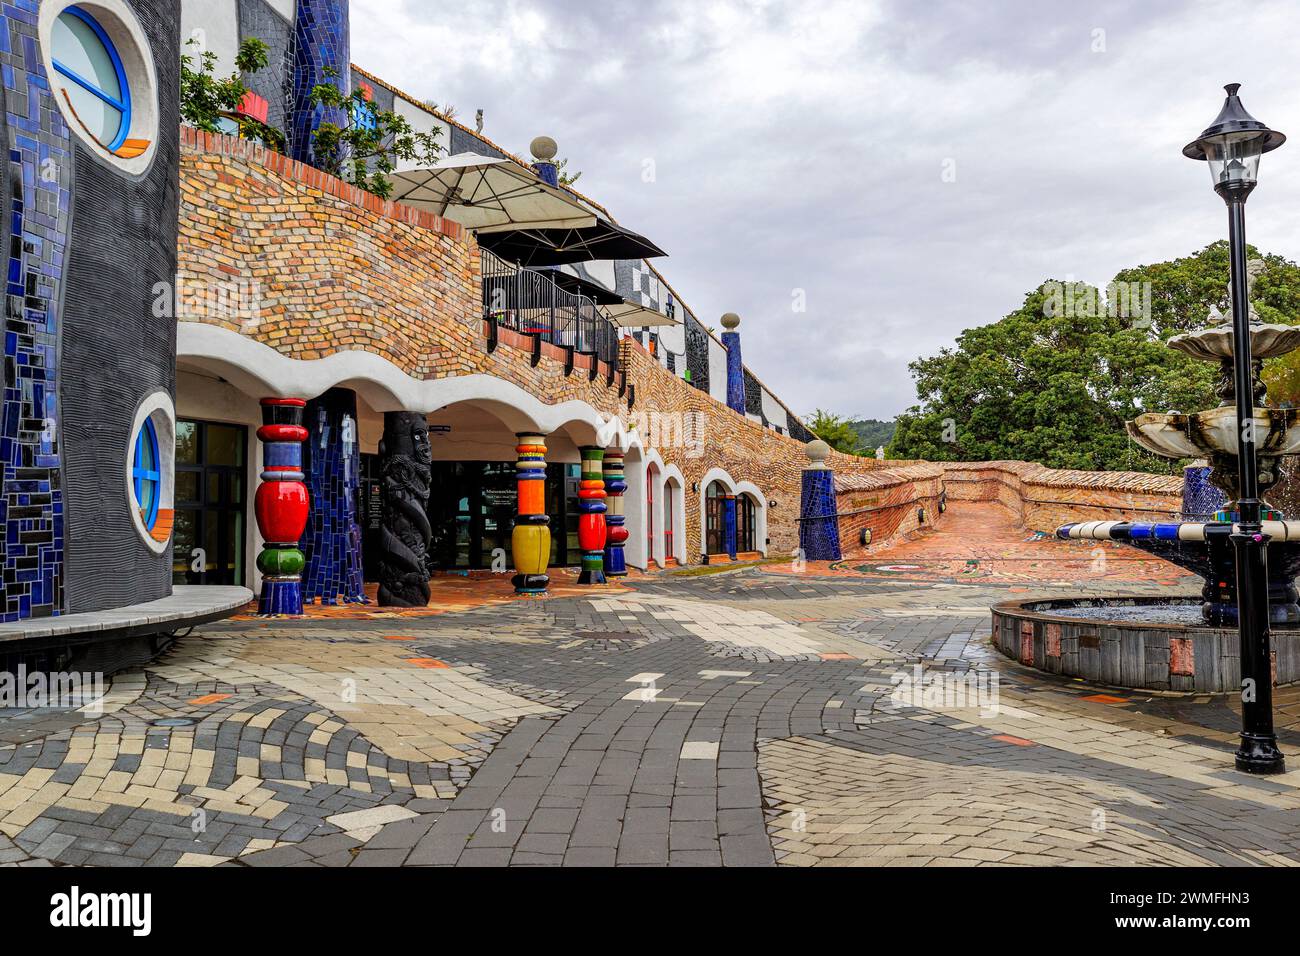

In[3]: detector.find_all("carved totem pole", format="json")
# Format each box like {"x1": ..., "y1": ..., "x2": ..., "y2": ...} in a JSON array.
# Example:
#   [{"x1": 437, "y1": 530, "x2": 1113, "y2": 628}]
[{"x1": 377, "y1": 412, "x2": 433, "y2": 607}]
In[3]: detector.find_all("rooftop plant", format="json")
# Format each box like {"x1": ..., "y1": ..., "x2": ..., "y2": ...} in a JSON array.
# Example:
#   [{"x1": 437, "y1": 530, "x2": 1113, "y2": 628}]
[
  {"x1": 310, "y1": 69, "x2": 443, "y2": 199},
  {"x1": 180, "y1": 37, "x2": 286, "y2": 152}
]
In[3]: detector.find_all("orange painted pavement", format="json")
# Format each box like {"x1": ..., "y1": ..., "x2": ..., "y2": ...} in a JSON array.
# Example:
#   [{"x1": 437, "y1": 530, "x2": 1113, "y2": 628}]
[{"x1": 769, "y1": 502, "x2": 1197, "y2": 587}]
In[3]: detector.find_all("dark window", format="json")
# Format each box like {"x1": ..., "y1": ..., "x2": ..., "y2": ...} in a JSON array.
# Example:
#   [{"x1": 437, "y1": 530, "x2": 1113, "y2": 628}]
[
  {"x1": 173, "y1": 420, "x2": 247, "y2": 586},
  {"x1": 737, "y1": 494, "x2": 757, "y2": 553}
]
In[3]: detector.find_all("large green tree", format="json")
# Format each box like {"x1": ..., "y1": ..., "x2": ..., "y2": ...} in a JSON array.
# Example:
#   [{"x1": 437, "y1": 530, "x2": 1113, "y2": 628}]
[{"x1": 886, "y1": 243, "x2": 1300, "y2": 471}]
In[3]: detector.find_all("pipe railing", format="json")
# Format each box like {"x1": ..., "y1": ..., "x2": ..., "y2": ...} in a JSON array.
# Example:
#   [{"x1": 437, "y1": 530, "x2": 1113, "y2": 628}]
[{"x1": 482, "y1": 249, "x2": 621, "y2": 374}]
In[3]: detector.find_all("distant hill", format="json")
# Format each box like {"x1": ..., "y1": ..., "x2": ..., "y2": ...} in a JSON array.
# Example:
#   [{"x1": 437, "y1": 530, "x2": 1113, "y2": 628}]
[{"x1": 848, "y1": 418, "x2": 896, "y2": 453}]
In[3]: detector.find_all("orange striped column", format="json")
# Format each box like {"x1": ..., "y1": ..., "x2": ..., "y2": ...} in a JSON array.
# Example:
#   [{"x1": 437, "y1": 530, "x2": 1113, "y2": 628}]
[{"x1": 511, "y1": 433, "x2": 551, "y2": 595}]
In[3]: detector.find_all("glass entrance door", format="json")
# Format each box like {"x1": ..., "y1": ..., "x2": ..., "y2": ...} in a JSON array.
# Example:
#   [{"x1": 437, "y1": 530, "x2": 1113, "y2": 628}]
[{"x1": 173, "y1": 420, "x2": 247, "y2": 586}]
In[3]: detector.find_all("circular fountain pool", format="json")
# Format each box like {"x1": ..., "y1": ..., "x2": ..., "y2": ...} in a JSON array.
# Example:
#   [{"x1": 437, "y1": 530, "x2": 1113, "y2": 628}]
[{"x1": 992, "y1": 596, "x2": 1300, "y2": 693}]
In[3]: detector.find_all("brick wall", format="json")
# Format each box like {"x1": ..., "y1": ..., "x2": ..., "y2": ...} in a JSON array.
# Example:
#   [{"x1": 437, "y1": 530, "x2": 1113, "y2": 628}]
[{"x1": 939, "y1": 461, "x2": 1183, "y2": 531}]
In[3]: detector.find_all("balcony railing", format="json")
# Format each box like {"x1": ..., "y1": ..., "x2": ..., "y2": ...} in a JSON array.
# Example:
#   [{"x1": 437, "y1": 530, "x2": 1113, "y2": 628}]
[{"x1": 481, "y1": 249, "x2": 620, "y2": 376}]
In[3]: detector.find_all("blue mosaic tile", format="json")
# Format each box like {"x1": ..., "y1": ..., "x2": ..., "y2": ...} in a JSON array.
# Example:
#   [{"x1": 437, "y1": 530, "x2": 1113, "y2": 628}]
[
  {"x1": 800, "y1": 469, "x2": 842, "y2": 562},
  {"x1": 290, "y1": 0, "x2": 350, "y2": 169},
  {"x1": 0, "y1": 8, "x2": 68, "y2": 621},
  {"x1": 300, "y1": 388, "x2": 365, "y2": 605}
]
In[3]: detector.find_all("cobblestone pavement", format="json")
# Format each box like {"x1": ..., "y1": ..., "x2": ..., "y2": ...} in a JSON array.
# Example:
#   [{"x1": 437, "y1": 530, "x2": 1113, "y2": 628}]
[{"x1": 4, "y1": 503, "x2": 1300, "y2": 867}]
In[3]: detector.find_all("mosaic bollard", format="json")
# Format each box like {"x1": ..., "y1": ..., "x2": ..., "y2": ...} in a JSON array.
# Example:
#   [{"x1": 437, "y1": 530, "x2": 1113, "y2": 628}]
[
  {"x1": 301, "y1": 388, "x2": 366, "y2": 605},
  {"x1": 800, "y1": 439, "x2": 843, "y2": 561},
  {"x1": 378, "y1": 412, "x2": 432, "y2": 608},
  {"x1": 577, "y1": 446, "x2": 607, "y2": 585},
  {"x1": 603, "y1": 450, "x2": 628, "y2": 576},
  {"x1": 512, "y1": 433, "x2": 551, "y2": 595},
  {"x1": 256, "y1": 399, "x2": 310, "y2": 616},
  {"x1": 720, "y1": 312, "x2": 746, "y2": 415}
]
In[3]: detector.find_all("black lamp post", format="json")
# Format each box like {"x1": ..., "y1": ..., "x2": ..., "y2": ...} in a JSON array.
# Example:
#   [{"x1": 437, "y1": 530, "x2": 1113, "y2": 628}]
[{"x1": 1184, "y1": 84, "x2": 1286, "y2": 774}]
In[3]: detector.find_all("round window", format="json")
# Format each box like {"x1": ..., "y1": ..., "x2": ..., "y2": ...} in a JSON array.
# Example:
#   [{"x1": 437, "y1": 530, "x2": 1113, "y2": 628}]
[
  {"x1": 132, "y1": 415, "x2": 160, "y2": 530},
  {"x1": 126, "y1": 392, "x2": 175, "y2": 553},
  {"x1": 51, "y1": 7, "x2": 130, "y2": 151},
  {"x1": 40, "y1": 0, "x2": 159, "y2": 173}
]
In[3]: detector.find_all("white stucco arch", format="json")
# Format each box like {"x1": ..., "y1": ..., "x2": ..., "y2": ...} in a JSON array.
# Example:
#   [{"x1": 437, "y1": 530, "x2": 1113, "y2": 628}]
[
  {"x1": 734, "y1": 480, "x2": 769, "y2": 557},
  {"x1": 177, "y1": 322, "x2": 633, "y2": 449},
  {"x1": 697, "y1": 468, "x2": 768, "y2": 559},
  {"x1": 624, "y1": 448, "x2": 687, "y2": 569}
]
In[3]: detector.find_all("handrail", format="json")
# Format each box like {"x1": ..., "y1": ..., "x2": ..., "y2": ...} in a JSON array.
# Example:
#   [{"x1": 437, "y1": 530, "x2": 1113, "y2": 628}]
[{"x1": 481, "y1": 249, "x2": 621, "y2": 374}]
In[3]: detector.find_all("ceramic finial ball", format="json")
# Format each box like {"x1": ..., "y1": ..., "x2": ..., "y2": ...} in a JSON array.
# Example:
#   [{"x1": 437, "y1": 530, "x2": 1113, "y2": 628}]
[
  {"x1": 805, "y1": 439, "x2": 830, "y2": 465},
  {"x1": 530, "y1": 136, "x2": 558, "y2": 162},
  {"x1": 720, "y1": 312, "x2": 741, "y2": 330}
]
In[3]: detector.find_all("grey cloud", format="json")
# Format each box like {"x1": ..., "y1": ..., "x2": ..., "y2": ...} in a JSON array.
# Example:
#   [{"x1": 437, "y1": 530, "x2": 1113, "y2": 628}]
[{"x1": 355, "y1": 0, "x2": 1300, "y2": 420}]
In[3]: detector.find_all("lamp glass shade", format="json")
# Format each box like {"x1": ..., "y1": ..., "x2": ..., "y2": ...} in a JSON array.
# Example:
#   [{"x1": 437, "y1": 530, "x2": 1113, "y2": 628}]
[{"x1": 1200, "y1": 130, "x2": 1267, "y2": 187}]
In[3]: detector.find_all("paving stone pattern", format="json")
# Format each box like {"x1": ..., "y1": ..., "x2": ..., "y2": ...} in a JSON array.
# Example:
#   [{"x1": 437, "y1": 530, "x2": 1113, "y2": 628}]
[{"x1": 4, "y1": 504, "x2": 1300, "y2": 867}]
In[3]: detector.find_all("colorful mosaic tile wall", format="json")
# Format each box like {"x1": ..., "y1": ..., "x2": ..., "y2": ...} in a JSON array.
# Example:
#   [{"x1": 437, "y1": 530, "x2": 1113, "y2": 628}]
[
  {"x1": 0, "y1": 2, "x2": 69, "y2": 621},
  {"x1": 290, "y1": 0, "x2": 350, "y2": 168},
  {"x1": 300, "y1": 387, "x2": 365, "y2": 605}
]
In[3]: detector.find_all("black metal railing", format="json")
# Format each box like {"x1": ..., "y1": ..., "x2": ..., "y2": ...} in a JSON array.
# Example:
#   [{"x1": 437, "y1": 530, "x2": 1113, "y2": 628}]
[{"x1": 481, "y1": 249, "x2": 621, "y2": 374}]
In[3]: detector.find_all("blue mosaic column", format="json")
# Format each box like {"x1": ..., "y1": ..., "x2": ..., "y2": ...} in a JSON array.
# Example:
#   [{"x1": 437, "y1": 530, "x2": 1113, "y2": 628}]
[
  {"x1": 291, "y1": 0, "x2": 351, "y2": 169},
  {"x1": 301, "y1": 388, "x2": 366, "y2": 606},
  {"x1": 724, "y1": 495, "x2": 738, "y2": 559},
  {"x1": 0, "y1": 10, "x2": 74, "y2": 621},
  {"x1": 800, "y1": 440, "x2": 843, "y2": 561},
  {"x1": 720, "y1": 312, "x2": 746, "y2": 415},
  {"x1": 1182, "y1": 462, "x2": 1227, "y2": 519}
]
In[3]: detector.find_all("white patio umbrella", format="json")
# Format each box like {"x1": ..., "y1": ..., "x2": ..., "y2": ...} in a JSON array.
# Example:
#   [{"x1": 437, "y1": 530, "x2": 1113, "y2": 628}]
[
  {"x1": 603, "y1": 300, "x2": 679, "y2": 328},
  {"x1": 388, "y1": 153, "x2": 599, "y2": 233}
]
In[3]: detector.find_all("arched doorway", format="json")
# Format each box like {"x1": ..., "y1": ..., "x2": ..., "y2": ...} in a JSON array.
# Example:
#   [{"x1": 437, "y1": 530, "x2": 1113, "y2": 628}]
[
  {"x1": 705, "y1": 480, "x2": 729, "y2": 556},
  {"x1": 646, "y1": 461, "x2": 659, "y2": 566}
]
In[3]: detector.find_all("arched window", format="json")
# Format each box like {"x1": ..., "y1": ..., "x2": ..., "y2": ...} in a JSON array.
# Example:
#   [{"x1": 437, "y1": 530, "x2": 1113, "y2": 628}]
[
  {"x1": 705, "y1": 481, "x2": 727, "y2": 555},
  {"x1": 132, "y1": 415, "x2": 160, "y2": 530},
  {"x1": 737, "y1": 494, "x2": 757, "y2": 553},
  {"x1": 51, "y1": 6, "x2": 131, "y2": 152}
]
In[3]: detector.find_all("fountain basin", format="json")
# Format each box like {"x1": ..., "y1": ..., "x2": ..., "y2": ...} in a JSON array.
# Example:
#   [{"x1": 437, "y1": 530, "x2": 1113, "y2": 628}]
[
  {"x1": 1058, "y1": 519, "x2": 1300, "y2": 626},
  {"x1": 1126, "y1": 405, "x2": 1300, "y2": 461},
  {"x1": 992, "y1": 596, "x2": 1300, "y2": 692}
]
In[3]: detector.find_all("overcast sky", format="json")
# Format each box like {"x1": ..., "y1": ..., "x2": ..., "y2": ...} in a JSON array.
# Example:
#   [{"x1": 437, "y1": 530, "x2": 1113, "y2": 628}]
[{"x1": 351, "y1": 0, "x2": 1300, "y2": 421}]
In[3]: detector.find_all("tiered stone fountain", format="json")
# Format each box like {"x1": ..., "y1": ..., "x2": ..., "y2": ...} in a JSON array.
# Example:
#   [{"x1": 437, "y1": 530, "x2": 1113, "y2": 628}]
[{"x1": 993, "y1": 262, "x2": 1300, "y2": 690}]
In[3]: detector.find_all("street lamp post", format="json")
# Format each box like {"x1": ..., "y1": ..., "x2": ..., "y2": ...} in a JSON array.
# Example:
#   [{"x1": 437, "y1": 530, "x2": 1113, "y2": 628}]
[{"x1": 1184, "y1": 84, "x2": 1287, "y2": 774}]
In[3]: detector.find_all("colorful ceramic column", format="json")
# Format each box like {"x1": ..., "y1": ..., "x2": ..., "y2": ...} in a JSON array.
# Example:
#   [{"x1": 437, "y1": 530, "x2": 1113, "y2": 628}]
[
  {"x1": 256, "y1": 399, "x2": 310, "y2": 616},
  {"x1": 512, "y1": 433, "x2": 551, "y2": 595},
  {"x1": 800, "y1": 439, "x2": 843, "y2": 561},
  {"x1": 301, "y1": 388, "x2": 366, "y2": 606},
  {"x1": 603, "y1": 450, "x2": 628, "y2": 576},
  {"x1": 577, "y1": 446, "x2": 607, "y2": 585},
  {"x1": 291, "y1": 0, "x2": 351, "y2": 169},
  {"x1": 724, "y1": 494, "x2": 738, "y2": 560},
  {"x1": 721, "y1": 312, "x2": 746, "y2": 415}
]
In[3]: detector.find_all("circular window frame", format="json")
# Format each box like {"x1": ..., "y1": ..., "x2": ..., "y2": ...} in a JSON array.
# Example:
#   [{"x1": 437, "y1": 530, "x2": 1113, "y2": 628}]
[
  {"x1": 39, "y1": 0, "x2": 160, "y2": 175},
  {"x1": 126, "y1": 391, "x2": 175, "y2": 554}
]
